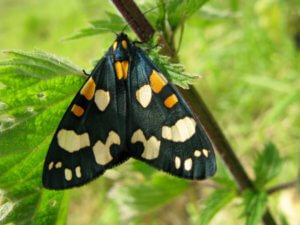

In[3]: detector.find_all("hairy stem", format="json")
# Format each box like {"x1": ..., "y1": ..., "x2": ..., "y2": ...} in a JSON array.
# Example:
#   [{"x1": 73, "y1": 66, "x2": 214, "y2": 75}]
[{"x1": 111, "y1": 0, "x2": 278, "y2": 224}]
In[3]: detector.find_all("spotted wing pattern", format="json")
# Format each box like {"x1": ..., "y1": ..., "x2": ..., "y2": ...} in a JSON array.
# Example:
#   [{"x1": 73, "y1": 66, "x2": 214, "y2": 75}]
[
  {"x1": 126, "y1": 47, "x2": 216, "y2": 179},
  {"x1": 43, "y1": 33, "x2": 216, "y2": 190},
  {"x1": 43, "y1": 56, "x2": 128, "y2": 189}
]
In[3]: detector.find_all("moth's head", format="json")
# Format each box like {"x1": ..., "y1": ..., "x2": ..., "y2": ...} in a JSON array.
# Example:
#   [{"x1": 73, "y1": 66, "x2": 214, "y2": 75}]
[{"x1": 111, "y1": 33, "x2": 131, "y2": 61}]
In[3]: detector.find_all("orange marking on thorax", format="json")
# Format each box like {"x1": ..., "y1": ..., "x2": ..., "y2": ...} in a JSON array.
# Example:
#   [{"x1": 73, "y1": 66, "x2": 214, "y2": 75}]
[
  {"x1": 80, "y1": 77, "x2": 96, "y2": 100},
  {"x1": 164, "y1": 94, "x2": 178, "y2": 108},
  {"x1": 115, "y1": 61, "x2": 123, "y2": 80},
  {"x1": 115, "y1": 60, "x2": 129, "y2": 80},
  {"x1": 149, "y1": 70, "x2": 167, "y2": 93},
  {"x1": 121, "y1": 40, "x2": 128, "y2": 49},
  {"x1": 122, "y1": 61, "x2": 129, "y2": 79},
  {"x1": 71, "y1": 104, "x2": 85, "y2": 117}
]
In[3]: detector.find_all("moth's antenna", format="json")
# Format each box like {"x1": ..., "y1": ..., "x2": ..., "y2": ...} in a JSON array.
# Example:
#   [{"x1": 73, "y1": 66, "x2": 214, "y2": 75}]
[{"x1": 120, "y1": 5, "x2": 160, "y2": 35}]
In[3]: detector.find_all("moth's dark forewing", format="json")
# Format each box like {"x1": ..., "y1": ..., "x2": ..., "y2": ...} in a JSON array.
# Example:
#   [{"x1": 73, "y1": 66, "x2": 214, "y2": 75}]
[
  {"x1": 43, "y1": 55, "x2": 128, "y2": 189},
  {"x1": 126, "y1": 47, "x2": 216, "y2": 179}
]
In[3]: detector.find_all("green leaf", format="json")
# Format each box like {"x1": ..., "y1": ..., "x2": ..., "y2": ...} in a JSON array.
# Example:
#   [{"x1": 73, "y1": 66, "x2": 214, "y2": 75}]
[
  {"x1": 149, "y1": 48, "x2": 198, "y2": 89},
  {"x1": 242, "y1": 190, "x2": 268, "y2": 225},
  {"x1": 0, "y1": 50, "x2": 85, "y2": 225},
  {"x1": 164, "y1": 0, "x2": 209, "y2": 30},
  {"x1": 254, "y1": 142, "x2": 282, "y2": 188},
  {"x1": 190, "y1": 188, "x2": 236, "y2": 225},
  {"x1": 109, "y1": 174, "x2": 189, "y2": 218},
  {"x1": 64, "y1": 12, "x2": 126, "y2": 41}
]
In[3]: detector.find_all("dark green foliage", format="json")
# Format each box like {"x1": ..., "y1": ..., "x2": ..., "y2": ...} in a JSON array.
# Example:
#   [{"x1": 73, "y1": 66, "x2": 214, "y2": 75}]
[
  {"x1": 241, "y1": 190, "x2": 268, "y2": 225},
  {"x1": 254, "y1": 143, "x2": 282, "y2": 188}
]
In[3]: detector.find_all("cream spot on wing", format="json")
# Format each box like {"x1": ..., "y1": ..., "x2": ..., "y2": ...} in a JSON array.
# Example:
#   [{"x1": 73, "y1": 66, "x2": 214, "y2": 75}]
[
  {"x1": 131, "y1": 129, "x2": 160, "y2": 160},
  {"x1": 75, "y1": 166, "x2": 82, "y2": 178},
  {"x1": 175, "y1": 156, "x2": 181, "y2": 169},
  {"x1": 194, "y1": 150, "x2": 201, "y2": 157},
  {"x1": 57, "y1": 129, "x2": 90, "y2": 153},
  {"x1": 184, "y1": 158, "x2": 192, "y2": 171},
  {"x1": 162, "y1": 117, "x2": 196, "y2": 142},
  {"x1": 64, "y1": 168, "x2": 72, "y2": 181},
  {"x1": 95, "y1": 89, "x2": 110, "y2": 111},
  {"x1": 93, "y1": 131, "x2": 121, "y2": 165},
  {"x1": 48, "y1": 162, "x2": 54, "y2": 170},
  {"x1": 203, "y1": 149, "x2": 209, "y2": 158},
  {"x1": 135, "y1": 85, "x2": 152, "y2": 108},
  {"x1": 55, "y1": 161, "x2": 62, "y2": 168}
]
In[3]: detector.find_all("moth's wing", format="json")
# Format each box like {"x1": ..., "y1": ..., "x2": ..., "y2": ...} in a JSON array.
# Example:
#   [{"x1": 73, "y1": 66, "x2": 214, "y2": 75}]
[
  {"x1": 126, "y1": 48, "x2": 216, "y2": 179},
  {"x1": 43, "y1": 56, "x2": 128, "y2": 189}
]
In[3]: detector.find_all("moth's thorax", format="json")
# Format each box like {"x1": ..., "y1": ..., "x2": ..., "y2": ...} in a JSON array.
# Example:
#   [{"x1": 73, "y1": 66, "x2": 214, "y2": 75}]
[{"x1": 112, "y1": 33, "x2": 131, "y2": 80}]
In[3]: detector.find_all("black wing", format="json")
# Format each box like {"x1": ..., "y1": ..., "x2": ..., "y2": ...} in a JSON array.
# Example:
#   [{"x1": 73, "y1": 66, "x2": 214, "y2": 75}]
[
  {"x1": 126, "y1": 47, "x2": 216, "y2": 179},
  {"x1": 43, "y1": 56, "x2": 128, "y2": 189}
]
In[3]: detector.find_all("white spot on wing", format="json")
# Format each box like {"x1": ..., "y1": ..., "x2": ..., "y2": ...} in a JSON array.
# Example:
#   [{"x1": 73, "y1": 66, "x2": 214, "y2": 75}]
[
  {"x1": 95, "y1": 89, "x2": 110, "y2": 111},
  {"x1": 131, "y1": 129, "x2": 160, "y2": 160},
  {"x1": 136, "y1": 85, "x2": 152, "y2": 108},
  {"x1": 184, "y1": 158, "x2": 192, "y2": 171},
  {"x1": 93, "y1": 131, "x2": 121, "y2": 165},
  {"x1": 203, "y1": 149, "x2": 209, "y2": 157},
  {"x1": 75, "y1": 166, "x2": 81, "y2": 178},
  {"x1": 162, "y1": 117, "x2": 196, "y2": 142},
  {"x1": 57, "y1": 129, "x2": 90, "y2": 152},
  {"x1": 48, "y1": 162, "x2": 54, "y2": 170},
  {"x1": 64, "y1": 168, "x2": 72, "y2": 181},
  {"x1": 194, "y1": 150, "x2": 201, "y2": 157},
  {"x1": 55, "y1": 161, "x2": 62, "y2": 168},
  {"x1": 175, "y1": 156, "x2": 181, "y2": 169}
]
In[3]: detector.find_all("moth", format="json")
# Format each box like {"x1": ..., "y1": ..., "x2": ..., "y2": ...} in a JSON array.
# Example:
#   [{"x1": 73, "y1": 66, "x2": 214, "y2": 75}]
[{"x1": 43, "y1": 33, "x2": 216, "y2": 189}]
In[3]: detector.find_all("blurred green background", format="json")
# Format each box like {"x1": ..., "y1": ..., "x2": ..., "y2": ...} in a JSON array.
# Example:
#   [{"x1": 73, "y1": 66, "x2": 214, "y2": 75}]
[{"x1": 0, "y1": 0, "x2": 299, "y2": 224}]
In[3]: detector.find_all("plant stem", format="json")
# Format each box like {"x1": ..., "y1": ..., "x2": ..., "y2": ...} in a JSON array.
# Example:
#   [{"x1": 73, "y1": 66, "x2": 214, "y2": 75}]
[
  {"x1": 267, "y1": 180, "x2": 297, "y2": 195},
  {"x1": 111, "y1": 0, "x2": 278, "y2": 224}
]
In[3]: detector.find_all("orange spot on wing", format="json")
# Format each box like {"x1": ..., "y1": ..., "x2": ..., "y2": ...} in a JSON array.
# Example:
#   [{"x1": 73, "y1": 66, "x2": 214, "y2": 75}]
[
  {"x1": 164, "y1": 94, "x2": 178, "y2": 108},
  {"x1": 80, "y1": 77, "x2": 96, "y2": 100},
  {"x1": 71, "y1": 104, "x2": 85, "y2": 117},
  {"x1": 150, "y1": 70, "x2": 167, "y2": 93}
]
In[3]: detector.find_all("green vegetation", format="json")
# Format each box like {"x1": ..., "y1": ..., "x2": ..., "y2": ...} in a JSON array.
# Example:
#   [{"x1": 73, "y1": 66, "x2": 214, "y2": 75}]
[{"x1": 0, "y1": 0, "x2": 299, "y2": 225}]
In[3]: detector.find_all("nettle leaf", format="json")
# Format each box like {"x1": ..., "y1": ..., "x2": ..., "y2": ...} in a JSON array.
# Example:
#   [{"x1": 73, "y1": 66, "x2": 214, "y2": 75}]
[
  {"x1": 149, "y1": 48, "x2": 198, "y2": 89},
  {"x1": 254, "y1": 142, "x2": 282, "y2": 188},
  {"x1": 0, "y1": 50, "x2": 85, "y2": 225},
  {"x1": 188, "y1": 188, "x2": 236, "y2": 225},
  {"x1": 64, "y1": 12, "x2": 126, "y2": 41},
  {"x1": 242, "y1": 190, "x2": 268, "y2": 225},
  {"x1": 109, "y1": 174, "x2": 189, "y2": 220}
]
